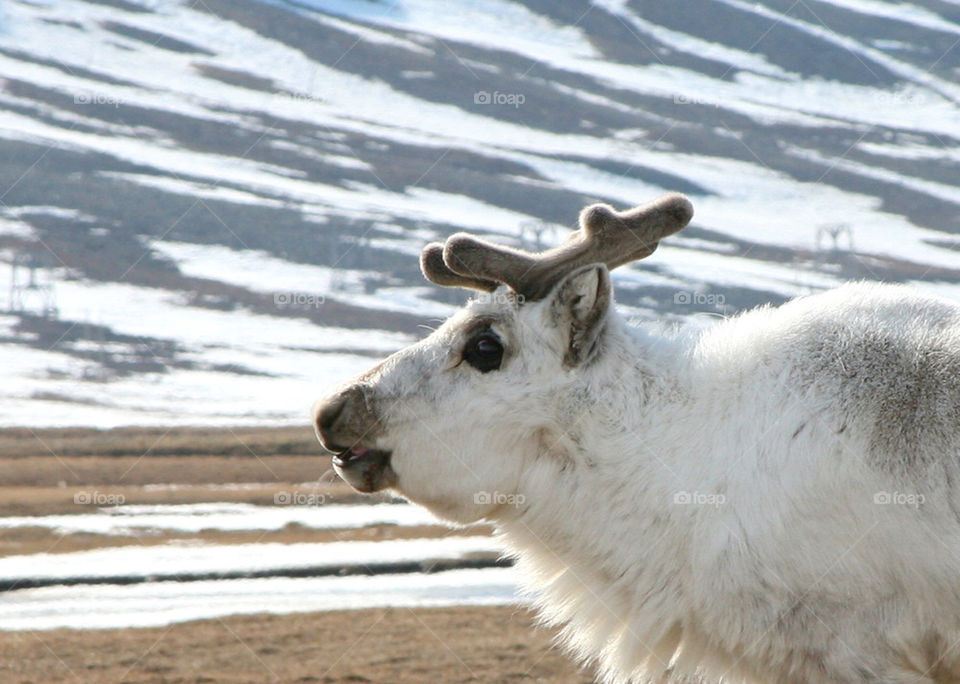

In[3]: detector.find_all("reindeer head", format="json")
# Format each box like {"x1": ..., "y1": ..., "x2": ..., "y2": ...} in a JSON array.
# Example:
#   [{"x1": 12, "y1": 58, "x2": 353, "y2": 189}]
[{"x1": 312, "y1": 194, "x2": 693, "y2": 522}]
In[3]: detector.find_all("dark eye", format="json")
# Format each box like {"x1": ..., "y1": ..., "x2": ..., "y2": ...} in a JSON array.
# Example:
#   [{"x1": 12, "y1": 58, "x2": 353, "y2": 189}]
[{"x1": 463, "y1": 330, "x2": 504, "y2": 373}]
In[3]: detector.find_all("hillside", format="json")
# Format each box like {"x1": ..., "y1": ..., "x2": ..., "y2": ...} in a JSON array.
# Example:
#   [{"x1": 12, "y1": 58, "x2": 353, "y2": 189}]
[{"x1": 0, "y1": 0, "x2": 958, "y2": 425}]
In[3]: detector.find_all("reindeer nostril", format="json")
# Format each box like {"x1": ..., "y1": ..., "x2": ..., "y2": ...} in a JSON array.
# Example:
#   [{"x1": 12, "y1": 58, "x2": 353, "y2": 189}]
[
  {"x1": 317, "y1": 396, "x2": 346, "y2": 433},
  {"x1": 313, "y1": 386, "x2": 370, "y2": 452}
]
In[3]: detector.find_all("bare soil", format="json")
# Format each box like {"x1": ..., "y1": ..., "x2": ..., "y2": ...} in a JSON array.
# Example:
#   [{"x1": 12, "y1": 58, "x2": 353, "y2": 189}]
[
  {"x1": 0, "y1": 425, "x2": 365, "y2": 515},
  {"x1": 0, "y1": 427, "x2": 593, "y2": 682},
  {"x1": 0, "y1": 606, "x2": 592, "y2": 683},
  {"x1": 0, "y1": 426, "x2": 319, "y2": 459},
  {"x1": 0, "y1": 522, "x2": 493, "y2": 559}
]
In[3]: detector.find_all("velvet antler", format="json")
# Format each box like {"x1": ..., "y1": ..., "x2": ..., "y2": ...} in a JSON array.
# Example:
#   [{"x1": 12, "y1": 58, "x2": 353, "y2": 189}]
[
  {"x1": 419, "y1": 242, "x2": 499, "y2": 293},
  {"x1": 420, "y1": 193, "x2": 693, "y2": 301}
]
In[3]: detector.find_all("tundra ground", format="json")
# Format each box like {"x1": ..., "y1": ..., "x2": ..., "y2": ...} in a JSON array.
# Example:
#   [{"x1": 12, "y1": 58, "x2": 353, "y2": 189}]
[
  {"x1": 0, "y1": 605, "x2": 590, "y2": 683},
  {"x1": 0, "y1": 427, "x2": 586, "y2": 682}
]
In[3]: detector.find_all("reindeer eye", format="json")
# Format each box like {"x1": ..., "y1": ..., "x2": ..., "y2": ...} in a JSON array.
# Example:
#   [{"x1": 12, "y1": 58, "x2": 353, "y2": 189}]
[{"x1": 463, "y1": 330, "x2": 504, "y2": 373}]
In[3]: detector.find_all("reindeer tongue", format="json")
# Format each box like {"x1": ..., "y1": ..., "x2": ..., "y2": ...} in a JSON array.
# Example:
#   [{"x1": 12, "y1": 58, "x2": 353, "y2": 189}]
[{"x1": 334, "y1": 445, "x2": 368, "y2": 466}]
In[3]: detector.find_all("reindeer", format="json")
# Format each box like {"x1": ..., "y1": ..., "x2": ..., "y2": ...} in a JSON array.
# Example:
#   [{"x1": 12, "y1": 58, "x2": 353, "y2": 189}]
[{"x1": 313, "y1": 194, "x2": 960, "y2": 683}]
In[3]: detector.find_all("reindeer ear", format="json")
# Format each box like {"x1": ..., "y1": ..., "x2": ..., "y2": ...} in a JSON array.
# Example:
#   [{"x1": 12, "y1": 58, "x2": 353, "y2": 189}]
[{"x1": 548, "y1": 264, "x2": 611, "y2": 368}]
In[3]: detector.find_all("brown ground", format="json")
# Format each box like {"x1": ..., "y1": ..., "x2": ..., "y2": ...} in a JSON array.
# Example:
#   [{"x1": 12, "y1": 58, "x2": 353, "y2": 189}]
[
  {"x1": 0, "y1": 426, "x2": 592, "y2": 682},
  {"x1": 0, "y1": 426, "x2": 363, "y2": 516},
  {"x1": 0, "y1": 606, "x2": 592, "y2": 683},
  {"x1": 0, "y1": 522, "x2": 493, "y2": 558}
]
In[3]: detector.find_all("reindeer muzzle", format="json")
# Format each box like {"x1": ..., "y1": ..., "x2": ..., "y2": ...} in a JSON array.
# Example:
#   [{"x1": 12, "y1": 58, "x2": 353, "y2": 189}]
[
  {"x1": 313, "y1": 386, "x2": 396, "y2": 493},
  {"x1": 331, "y1": 446, "x2": 395, "y2": 493}
]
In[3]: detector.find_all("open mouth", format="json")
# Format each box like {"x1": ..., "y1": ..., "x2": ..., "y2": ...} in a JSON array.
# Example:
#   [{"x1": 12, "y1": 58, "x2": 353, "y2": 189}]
[
  {"x1": 331, "y1": 445, "x2": 374, "y2": 467},
  {"x1": 330, "y1": 445, "x2": 396, "y2": 493}
]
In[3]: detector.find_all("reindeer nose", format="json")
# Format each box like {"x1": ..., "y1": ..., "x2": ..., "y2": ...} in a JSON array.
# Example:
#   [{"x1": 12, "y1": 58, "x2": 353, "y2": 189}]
[{"x1": 312, "y1": 385, "x2": 370, "y2": 452}]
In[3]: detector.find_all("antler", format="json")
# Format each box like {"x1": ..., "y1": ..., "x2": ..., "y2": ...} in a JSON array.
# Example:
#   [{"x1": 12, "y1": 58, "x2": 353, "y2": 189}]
[
  {"x1": 419, "y1": 242, "x2": 499, "y2": 292},
  {"x1": 420, "y1": 193, "x2": 693, "y2": 301}
]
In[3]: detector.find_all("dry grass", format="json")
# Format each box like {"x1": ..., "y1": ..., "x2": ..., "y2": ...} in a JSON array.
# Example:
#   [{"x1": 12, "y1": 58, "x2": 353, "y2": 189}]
[
  {"x1": 0, "y1": 606, "x2": 590, "y2": 683},
  {"x1": 0, "y1": 455, "x2": 331, "y2": 489},
  {"x1": 0, "y1": 482, "x2": 364, "y2": 517},
  {"x1": 0, "y1": 425, "x2": 355, "y2": 514},
  {"x1": 0, "y1": 425, "x2": 318, "y2": 459},
  {"x1": 0, "y1": 522, "x2": 491, "y2": 558},
  {"x1": 0, "y1": 428, "x2": 574, "y2": 683}
]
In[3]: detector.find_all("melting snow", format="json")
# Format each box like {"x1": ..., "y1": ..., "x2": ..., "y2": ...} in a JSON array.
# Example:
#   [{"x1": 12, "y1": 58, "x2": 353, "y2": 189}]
[
  {"x1": 0, "y1": 502, "x2": 442, "y2": 536},
  {"x1": 0, "y1": 536, "x2": 499, "y2": 583},
  {"x1": 0, "y1": 567, "x2": 519, "y2": 630}
]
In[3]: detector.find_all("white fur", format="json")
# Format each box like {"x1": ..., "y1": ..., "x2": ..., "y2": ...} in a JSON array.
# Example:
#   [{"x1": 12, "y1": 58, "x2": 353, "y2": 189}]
[{"x1": 322, "y1": 279, "x2": 960, "y2": 683}]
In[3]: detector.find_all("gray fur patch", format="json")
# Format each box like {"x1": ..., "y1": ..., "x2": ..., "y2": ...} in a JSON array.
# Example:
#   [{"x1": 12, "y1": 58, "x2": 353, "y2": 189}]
[{"x1": 793, "y1": 310, "x2": 960, "y2": 474}]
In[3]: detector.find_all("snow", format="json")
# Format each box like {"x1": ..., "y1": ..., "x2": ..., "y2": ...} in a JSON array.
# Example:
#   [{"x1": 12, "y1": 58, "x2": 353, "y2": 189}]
[
  {"x1": 786, "y1": 144, "x2": 960, "y2": 206},
  {"x1": 313, "y1": 11, "x2": 435, "y2": 54},
  {"x1": 593, "y1": 0, "x2": 793, "y2": 79},
  {"x1": 805, "y1": 0, "x2": 960, "y2": 37},
  {"x1": 0, "y1": 0, "x2": 955, "y2": 430},
  {"x1": 654, "y1": 244, "x2": 842, "y2": 299},
  {"x1": 0, "y1": 252, "x2": 419, "y2": 426},
  {"x1": 714, "y1": 0, "x2": 960, "y2": 105},
  {"x1": 0, "y1": 502, "x2": 442, "y2": 535},
  {"x1": 150, "y1": 240, "x2": 455, "y2": 318},
  {"x1": 0, "y1": 0, "x2": 956, "y2": 634},
  {"x1": 0, "y1": 216, "x2": 35, "y2": 240},
  {"x1": 857, "y1": 141, "x2": 960, "y2": 162},
  {"x1": 0, "y1": 536, "x2": 499, "y2": 583},
  {"x1": 305, "y1": 0, "x2": 599, "y2": 61},
  {"x1": 0, "y1": 567, "x2": 520, "y2": 630}
]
